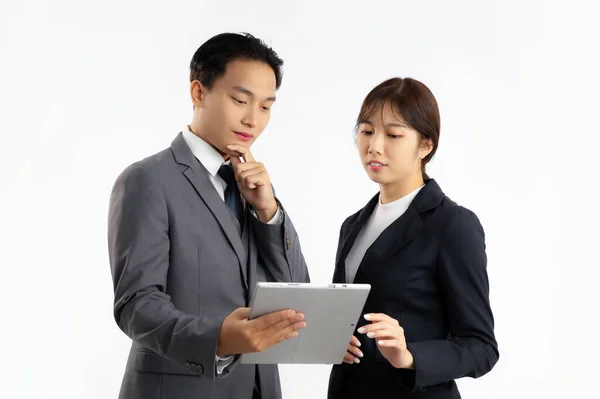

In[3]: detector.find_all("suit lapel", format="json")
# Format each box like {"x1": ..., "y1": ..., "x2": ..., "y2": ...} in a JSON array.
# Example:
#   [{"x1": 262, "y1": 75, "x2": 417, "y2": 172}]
[
  {"x1": 243, "y1": 215, "x2": 255, "y2": 298},
  {"x1": 337, "y1": 179, "x2": 445, "y2": 282},
  {"x1": 171, "y1": 133, "x2": 248, "y2": 289},
  {"x1": 333, "y1": 194, "x2": 379, "y2": 283},
  {"x1": 360, "y1": 208, "x2": 423, "y2": 267}
]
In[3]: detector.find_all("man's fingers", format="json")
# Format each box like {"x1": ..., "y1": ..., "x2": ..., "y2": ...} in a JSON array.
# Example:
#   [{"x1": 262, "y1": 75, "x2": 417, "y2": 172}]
[
  {"x1": 232, "y1": 307, "x2": 251, "y2": 320},
  {"x1": 260, "y1": 315, "x2": 306, "y2": 339},
  {"x1": 249, "y1": 318, "x2": 305, "y2": 352},
  {"x1": 233, "y1": 161, "x2": 264, "y2": 175},
  {"x1": 261, "y1": 317, "x2": 306, "y2": 336},
  {"x1": 251, "y1": 309, "x2": 299, "y2": 330},
  {"x1": 238, "y1": 169, "x2": 268, "y2": 189},
  {"x1": 226, "y1": 144, "x2": 256, "y2": 163}
]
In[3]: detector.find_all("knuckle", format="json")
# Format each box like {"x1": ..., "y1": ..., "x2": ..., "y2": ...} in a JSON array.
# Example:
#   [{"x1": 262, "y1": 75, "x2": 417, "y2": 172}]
[{"x1": 251, "y1": 338, "x2": 262, "y2": 352}]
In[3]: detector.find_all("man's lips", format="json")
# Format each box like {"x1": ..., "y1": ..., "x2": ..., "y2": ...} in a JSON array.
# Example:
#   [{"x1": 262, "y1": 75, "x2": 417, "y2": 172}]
[{"x1": 233, "y1": 131, "x2": 253, "y2": 141}]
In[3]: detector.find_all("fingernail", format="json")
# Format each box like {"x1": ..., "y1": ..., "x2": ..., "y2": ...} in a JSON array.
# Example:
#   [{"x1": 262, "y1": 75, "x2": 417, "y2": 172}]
[
  {"x1": 288, "y1": 310, "x2": 295, "y2": 317},
  {"x1": 356, "y1": 341, "x2": 361, "y2": 347},
  {"x1": 354, "y1": 358, "x2": 360, "y2": 364},
  {"x1": 378, "y1": 340, "x2": 385, "y2": 345},
  {"x1": 357, "y1": 351, "x2": 364, "y2": 357},
  {"x1": 357, "y1": 327, "x2": 365, "y2": 334},
  {"x1": 367, "y1": 332, "x2": 374, "y2": 338},
  {"x1": 364, "y1": 314, "x2": 371, "y2": 320}
]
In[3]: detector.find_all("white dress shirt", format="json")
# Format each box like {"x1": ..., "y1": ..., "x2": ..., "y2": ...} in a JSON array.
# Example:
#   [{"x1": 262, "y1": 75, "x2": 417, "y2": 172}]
[
  {"x1": 181, "y1": 126, "x2": 282, "y2": 374},
  {"x1": 181, "y1": 126, "x2": 282, "y2": 224},
  {"x1": 345, "y1": 185, "x2": 424, "y2": 283}
]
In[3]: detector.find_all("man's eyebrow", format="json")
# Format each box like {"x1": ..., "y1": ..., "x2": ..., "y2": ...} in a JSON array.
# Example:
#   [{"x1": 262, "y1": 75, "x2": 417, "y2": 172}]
[{"x1": 232, "y1": 86, "x2": 276, "y2": 102}]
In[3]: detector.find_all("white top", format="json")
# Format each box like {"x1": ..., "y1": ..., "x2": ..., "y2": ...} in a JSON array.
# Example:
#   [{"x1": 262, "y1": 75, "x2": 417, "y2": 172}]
[{"x1": 345, "y1": 185, "x2": 424, "y2": 283}]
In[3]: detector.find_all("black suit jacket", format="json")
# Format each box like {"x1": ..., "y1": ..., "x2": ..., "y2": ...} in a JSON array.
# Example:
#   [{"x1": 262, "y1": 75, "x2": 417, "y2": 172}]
[{"x1": 328, "y1": 179, "x2": 499, "y2": 399}]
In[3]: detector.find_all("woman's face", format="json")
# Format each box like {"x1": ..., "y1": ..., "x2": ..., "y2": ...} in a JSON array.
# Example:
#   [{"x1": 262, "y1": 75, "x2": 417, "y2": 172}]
[{"x1": 356, "y1": 103, "x2": 432, "y2": 186}]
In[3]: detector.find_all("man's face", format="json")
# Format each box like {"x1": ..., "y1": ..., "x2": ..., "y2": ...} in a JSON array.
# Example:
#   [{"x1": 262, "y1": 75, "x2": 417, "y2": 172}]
[{"x1": 191, "y1": 59, "x2": 277, "y2": 156}]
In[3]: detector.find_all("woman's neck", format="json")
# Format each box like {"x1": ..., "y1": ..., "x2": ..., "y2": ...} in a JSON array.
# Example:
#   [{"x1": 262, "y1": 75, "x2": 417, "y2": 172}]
[{"x1": 379, "y1": 175, "x2": 425, "y2": 204}]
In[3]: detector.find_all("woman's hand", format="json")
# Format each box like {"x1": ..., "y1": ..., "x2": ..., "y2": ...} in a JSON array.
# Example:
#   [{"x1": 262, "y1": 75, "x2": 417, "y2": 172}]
[
  {"x1": 343, "y1": 335, "x2": 363, "y2": 364},
  {"x1": 357, "y1": 313, "x2": 415, "y2": 369}
]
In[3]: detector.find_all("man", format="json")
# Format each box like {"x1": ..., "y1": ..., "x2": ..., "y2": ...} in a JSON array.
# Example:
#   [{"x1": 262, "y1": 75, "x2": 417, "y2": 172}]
[{"x1": 108, "y1": 32, "x2": 310, "y2": 399}]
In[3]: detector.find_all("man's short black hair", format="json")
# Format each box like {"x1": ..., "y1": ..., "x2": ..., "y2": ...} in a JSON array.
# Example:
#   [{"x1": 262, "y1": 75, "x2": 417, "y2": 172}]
[{"x1": 190, "y1": 32, "x2": 284, "y2": 89}]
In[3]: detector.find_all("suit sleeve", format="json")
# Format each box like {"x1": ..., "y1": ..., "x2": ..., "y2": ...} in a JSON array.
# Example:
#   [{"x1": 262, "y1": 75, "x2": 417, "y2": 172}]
[
  {"x1": 249, "y1": 198, "x2": 310, "y2": 283},
  {"x1": 399, "y1": 207, "x2": 499, "y2": 391},
  {"x1": 108, "y1": 164, "x2": 225, "y2": 380}
]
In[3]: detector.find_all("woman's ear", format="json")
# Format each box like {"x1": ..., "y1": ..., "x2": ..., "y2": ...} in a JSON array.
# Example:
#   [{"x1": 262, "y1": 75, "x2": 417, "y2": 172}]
[{"x1": 419, "y1": 137, "x2": 434, "y2": 159}]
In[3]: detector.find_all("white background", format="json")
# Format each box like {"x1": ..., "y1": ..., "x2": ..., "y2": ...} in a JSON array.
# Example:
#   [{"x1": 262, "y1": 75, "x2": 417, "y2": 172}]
[{"x1": 2, "y1": 0, "x2": 599, "y2": 398}]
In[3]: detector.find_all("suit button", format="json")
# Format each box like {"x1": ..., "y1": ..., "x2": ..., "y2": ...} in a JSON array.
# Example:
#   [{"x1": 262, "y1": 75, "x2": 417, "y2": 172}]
[
  {"x1": 196, "y1": 364, "x2": 204, "y2": 374},
  {"x1": 185, "y1": 362, "x2": 191, "y2": 369}
]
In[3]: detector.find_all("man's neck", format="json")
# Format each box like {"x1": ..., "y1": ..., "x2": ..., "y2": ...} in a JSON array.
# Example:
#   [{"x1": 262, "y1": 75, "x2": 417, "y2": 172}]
[{"x1": 188, "y1": 124, "x2": 229, "y2": 161}]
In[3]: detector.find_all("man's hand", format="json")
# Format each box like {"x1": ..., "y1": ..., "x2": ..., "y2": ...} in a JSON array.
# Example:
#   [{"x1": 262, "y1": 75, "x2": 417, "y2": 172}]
[
  {"x1": 216, "y1": 307, "x2": 306, "y2": 356},
  {"x1": 225, "y1": 144, "x2": 278, "y2": 221},
  {"x1": 357, "y1": 313, "x2": 415, "y2": 369}
]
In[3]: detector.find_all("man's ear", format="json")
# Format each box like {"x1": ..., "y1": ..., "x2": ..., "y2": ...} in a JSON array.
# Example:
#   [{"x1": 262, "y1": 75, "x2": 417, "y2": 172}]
[{"x1": 190, "y1": 80, "x2": 207, "y2": 109}]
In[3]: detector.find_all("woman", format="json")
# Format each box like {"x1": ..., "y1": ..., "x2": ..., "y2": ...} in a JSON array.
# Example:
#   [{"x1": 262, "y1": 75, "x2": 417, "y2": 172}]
[{"x1": 328, "y1": 77, "x2": 499, "y2": 398}]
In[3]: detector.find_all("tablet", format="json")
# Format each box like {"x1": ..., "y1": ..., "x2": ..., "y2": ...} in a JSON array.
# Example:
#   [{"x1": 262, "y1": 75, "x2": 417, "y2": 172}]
[{"x1": 240, "y1": 282, "x2": 371, "y2": 364}]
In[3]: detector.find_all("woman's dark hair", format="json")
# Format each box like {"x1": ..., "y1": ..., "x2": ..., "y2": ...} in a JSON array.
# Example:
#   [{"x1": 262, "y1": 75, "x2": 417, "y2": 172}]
[{"x1": 357, "y1": 77, "x2": 440, "y2": 179}]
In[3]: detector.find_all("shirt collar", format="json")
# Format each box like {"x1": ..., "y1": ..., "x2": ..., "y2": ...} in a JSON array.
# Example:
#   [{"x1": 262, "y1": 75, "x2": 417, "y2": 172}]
[
  {"x1": 181, "y1": 126, "x2": 227, "y2": 176},
  {"x1": 377, "y1": 185, "x2": 424, "y2": 213}
]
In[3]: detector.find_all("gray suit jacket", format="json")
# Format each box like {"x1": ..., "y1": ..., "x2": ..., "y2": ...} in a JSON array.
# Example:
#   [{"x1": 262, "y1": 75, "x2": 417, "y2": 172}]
[{"x1": 108, "y1": 133, "x2": 310, "y2": 399}]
